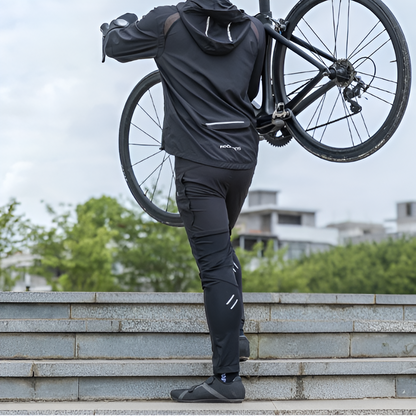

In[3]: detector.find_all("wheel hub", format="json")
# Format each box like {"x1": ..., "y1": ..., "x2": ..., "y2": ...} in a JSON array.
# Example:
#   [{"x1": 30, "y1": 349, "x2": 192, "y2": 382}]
[{"x1": 329, "y1": 59, "x2": 356, "y2": 88}]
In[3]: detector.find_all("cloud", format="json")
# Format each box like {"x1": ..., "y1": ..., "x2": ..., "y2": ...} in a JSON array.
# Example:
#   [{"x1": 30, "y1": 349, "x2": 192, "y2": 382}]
[
  {"x1": 0, "y1": 0, "x2": 414, "y2": 229},
  {"x1": 1, "y1": 162, "x2": 34, "y2": 196}
]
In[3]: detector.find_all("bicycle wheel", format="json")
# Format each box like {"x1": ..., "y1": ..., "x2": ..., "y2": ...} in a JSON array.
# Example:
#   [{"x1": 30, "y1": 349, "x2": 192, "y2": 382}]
[
  {"x1": 273, "y1": 0, "x2": 411, "y2": 162},
  {"x1": 119, "y1": 70, "x2": 184, "y2": 227}
]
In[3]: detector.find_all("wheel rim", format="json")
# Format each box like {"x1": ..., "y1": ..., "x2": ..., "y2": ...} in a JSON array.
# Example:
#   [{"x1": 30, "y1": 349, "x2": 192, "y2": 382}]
[
  {"x1": 274, "y1": 0, "x2": 409, "y2": 161},
  {"x1": 120, "y1": 71, "x2": 183, "y2": 226}
]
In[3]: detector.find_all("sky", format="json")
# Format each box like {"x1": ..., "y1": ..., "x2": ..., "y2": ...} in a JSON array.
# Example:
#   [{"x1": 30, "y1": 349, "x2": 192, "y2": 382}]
[{"x1": 0, "y1": 0, "x2": 415, "y2": 230}]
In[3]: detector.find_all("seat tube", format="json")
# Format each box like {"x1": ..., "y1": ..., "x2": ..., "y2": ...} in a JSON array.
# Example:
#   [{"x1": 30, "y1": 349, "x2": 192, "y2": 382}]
[{"x1": 259, "y1": 0, "x2": 271, "y2": 14}]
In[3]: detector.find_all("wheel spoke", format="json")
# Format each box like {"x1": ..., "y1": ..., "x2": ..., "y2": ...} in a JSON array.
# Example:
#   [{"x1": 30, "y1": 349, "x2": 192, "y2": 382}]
[
  {"x1": 285, "y1": 70, "x2": 318, "y2": 77},
  {"x1": 149, "y1": 89, "x2": 161, "y2": 128},
  {"x1": 348, "y1": 25, "x2": 386, "y2": 61},
  {"x1": 365, "y1": 90, "x2": 394, "y2": 106},
  {"x1": 354, "y1": 38, "x2": 391, "y2": 69},
  {"x1": 346, "y1": 0, "x2": 351, "y2": 58},
  {"x1": 132, "y1": 150, "x2": 163, "y2": 168},
  {"x1": 306, "y1": 93, "x2": 326, "y2": 138},
  {"x1": 358, "y1": 71, "x2": 397, "y2": 85},
  {"x1": 129, "y1": 143, "x2": 161, "y2": 147},
  {"x1": 320, "y1": 91, "x2": 342, "y2": 142},
  {"x1": 348, "y1": 21, "x2": 380, "y2": 60},
  {"x1": 286, "y1": 77, "x2": 315, "y2": 87},
  {"x1": 286, "y1": 78, "x2": 317, "y2": 98},
  {"x1": 368, "y1": 85, "x2": 396, "y2": 97},
  {"x1": 297, "y1": 22, "x2": 333, "y2": 67},
  {"x1": 131, "y1": 122, "x2": 161, "y2": 144},
  {"x1": 138, "y1": 102, "x2": 163, "y2": 131},
  {"x1": 359, "y1": 110, "x2": 371, "y2": 138},
  {"x1": 331, "y1": 0, "x2": 342, "y2": 58},
  {"x1": 139, "y1": 156, "x2": 167, "y2": 188},
  {"x1": 151, "y1": 153, "x2": 169, "y2": 202}
]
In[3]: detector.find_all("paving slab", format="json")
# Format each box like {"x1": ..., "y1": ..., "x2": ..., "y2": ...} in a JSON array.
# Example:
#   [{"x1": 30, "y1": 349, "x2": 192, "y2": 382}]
[
  {"x1": 377, "y1": 295, "x2": 416, "y2": 305},
  {"x1": 76, "y1": 333, "x2": 211, "y2": 359},
  {"x1": 260, "y1": 320, "x2": 353, "y2": 333},
  {"x1": 0, "y1": 304, "x2": 70, "y2": 319},
  {"x1": 351, "y1": 333, "x2": 416, "y2": 358},
  {"x1": 258, "y1": 333, "x2": 350, "y2": 359},
  {"x1": 271, "y1": 304, "x2": 403, "y2": 322},
  {"x1": 0, "y1": 334, "x2": 75, "y2": 359},
  {"x1": 0, "y1": 292, "x2": 96, "y2": 304},
  {"x1": 0, "y1": 399, "x2": 416, "y2": 415}
]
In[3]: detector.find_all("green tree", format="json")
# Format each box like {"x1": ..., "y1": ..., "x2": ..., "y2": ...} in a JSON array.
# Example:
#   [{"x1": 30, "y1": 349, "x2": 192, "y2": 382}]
[
  {"x1": 30, "y1": 198, "x2": 120, "y2": 291},
  {"x1": 237, "y1": 237, "x2": 416, "y2": 294},
  {"x1": 236, "y1": 240, "x2": 287, "y2": 292},
  {"x1": 30, "y1": 196, "x2": 199, "y2": 292},
  {"x1": 117, "y1": 218, "x2": 199, "y2": 292},
  {"x1": 0, "y1": 200, "x2": 30, "y2": 290}
]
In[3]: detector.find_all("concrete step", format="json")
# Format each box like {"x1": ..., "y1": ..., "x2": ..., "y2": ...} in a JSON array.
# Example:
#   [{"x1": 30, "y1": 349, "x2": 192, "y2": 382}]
[
  {"x1": 1, "y1": 399, "x2": 416, "y2": 415},
  {"x1": 2, "y1": 292, "x2": 416, "y2": 324},
  {"x1": 2, "y1": 292, "x2": 416, "y2": 402},
  {"x1": 2, "y1": 318, "x2": 416, "y2": 334},
  {"x1": 1, "y1": 330, "x2": 416, "y2": 360},
  {"x1": 1, "y1": 358, "x2": 416, "y2": 401}
]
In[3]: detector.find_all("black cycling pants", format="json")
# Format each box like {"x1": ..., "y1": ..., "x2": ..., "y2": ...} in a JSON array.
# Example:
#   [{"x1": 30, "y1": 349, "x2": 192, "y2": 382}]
[{"x1": 175, "y1": 157, "x2": 255, "y2": 375}]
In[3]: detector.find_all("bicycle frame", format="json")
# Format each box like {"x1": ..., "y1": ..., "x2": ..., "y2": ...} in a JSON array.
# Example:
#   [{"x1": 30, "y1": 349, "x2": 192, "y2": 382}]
[{"x1": 256, "y1": 0, "x2": 339, "y2": 125}]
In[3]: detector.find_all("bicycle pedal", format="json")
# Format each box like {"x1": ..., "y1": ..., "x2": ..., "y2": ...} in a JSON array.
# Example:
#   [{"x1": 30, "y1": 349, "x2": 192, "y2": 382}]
[{"x1": 272, "y1": 103, "x2": 291, "y2": 123}]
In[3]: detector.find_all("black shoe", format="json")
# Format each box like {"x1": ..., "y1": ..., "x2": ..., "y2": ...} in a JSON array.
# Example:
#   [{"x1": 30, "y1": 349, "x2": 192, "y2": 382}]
[
  {"x1": 239, "y1": 335, "x2": 250, "y2": 361},
  {"x1": 170, "y1": 376, "x2": 245, "y2": 403}
]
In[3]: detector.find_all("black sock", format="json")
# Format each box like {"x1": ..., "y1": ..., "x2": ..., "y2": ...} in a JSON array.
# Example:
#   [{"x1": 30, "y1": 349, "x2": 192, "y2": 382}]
[{"x1": 216, "y1": 372, "x2": 239, "y2": 384}]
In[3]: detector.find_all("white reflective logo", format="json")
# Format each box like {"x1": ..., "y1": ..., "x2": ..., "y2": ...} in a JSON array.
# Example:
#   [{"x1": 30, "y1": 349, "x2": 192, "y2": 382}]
[{"x1": 220, "y1": 144, "x2": 241, "y2": 152}]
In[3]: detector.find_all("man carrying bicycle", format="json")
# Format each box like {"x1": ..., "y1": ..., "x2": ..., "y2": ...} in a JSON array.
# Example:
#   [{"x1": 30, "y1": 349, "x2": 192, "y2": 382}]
[{"x1": 102, "y1": 0, "x2": 266, "y2": 402}]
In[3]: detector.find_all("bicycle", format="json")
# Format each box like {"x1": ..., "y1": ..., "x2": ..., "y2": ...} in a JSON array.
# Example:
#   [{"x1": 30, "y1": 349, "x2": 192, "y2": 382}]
[{"x1": 118, "y1": 0, "x2": 411, "y2": 227}]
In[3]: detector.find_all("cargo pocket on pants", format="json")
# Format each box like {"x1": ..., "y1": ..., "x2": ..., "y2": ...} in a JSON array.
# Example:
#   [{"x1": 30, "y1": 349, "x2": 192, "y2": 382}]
[{"x1": 175, "y1": 173, "x2": 194, "y2": 227}]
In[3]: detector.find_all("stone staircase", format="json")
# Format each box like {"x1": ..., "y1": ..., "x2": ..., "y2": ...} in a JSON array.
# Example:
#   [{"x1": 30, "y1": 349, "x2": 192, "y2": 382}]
[{"x1": 1, "y1": 292, "x2": 416, "y2": 402}]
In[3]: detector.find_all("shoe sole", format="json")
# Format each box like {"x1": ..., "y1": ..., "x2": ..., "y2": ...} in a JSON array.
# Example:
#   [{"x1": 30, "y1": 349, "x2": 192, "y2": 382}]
[{"x1": 172, "y1": 398, "x2": 244, "y2": 403}]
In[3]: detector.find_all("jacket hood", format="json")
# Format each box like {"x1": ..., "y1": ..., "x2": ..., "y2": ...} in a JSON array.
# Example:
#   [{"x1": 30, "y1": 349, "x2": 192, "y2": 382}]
[{"x1": 179, "y1": 0, "x2": 252, "y2": 56}]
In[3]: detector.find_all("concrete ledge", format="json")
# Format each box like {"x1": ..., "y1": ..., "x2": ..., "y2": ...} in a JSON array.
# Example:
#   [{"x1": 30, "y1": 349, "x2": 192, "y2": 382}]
[
  {"x1": 0, "y1": 399, "x2": 416, "y2": 415},
  {"x1": 3, "y1": 319, "x2": 416, "y2": 334},
  {"x1": 0, "y1": 292, "x2": 96, "y2": 304},
  {"x1": 0, "y1": 375, "x2": 398, "y2": 401},
  {"x1": 3, "y1": 332, "x2": 416, "y2": 360},
  {"x1": 0, "y1": 362, "x2": 33, "y2": 378},
  {"x1": 3, "y1": 358, "x2": 416, "y2": 378},
  {"x1": 1, "y1": 292, "x2": 416, "y2": 305}
]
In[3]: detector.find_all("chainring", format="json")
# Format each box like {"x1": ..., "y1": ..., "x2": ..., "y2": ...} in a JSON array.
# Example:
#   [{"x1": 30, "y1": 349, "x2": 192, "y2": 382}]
[{"x1": 264, "y1": 128, "x2": 293, "y2": 147}]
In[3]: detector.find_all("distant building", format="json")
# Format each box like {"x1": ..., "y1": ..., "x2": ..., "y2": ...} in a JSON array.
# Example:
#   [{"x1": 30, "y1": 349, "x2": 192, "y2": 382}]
[
  {"x1": 326, "y1": 221, "x2": 387, "y2": 245},
  {"x1": 397, "y1": 201, "x2": 416, "y2": 233},
  {"x1": 1, "y1": 252, "x2": 51, "y2": 292},
  {"x1": 327, "y1": 201, "x2": 416, "y2": 245},
  {"x1": 234, "y1": 190, "x2": 338, "y2": 259}
]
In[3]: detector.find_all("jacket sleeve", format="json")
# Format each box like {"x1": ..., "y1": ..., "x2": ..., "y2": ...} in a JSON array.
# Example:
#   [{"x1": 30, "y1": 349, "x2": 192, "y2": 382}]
[
  {"x1": 103, "y1": 9, "x2": 165, "y2": 63},
  {"x1": 248, "y1": 17, "x2": 266, "y2": 102}
]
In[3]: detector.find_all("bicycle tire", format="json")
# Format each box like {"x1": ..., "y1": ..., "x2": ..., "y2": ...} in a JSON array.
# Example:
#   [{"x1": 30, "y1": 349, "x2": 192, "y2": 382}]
[
  {"x1": 119, "y1": 70, "x2": 184, "y2": 227},
  {"x1": 273, "y1": 0, "x2": 411, "y2": 162}
]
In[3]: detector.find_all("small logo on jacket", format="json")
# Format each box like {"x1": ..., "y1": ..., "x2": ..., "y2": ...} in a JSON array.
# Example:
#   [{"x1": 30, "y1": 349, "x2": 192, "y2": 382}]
[{"x1": 220, "y1": 144, "x2": 241, "y2": 152}]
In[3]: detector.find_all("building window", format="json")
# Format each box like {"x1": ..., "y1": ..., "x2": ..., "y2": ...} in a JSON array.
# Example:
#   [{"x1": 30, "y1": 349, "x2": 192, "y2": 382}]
[
  {"x1": 278, "y1": 214, "x2": 302, "y2": 225},
  {"x1": 261, "y1": 214, "x2": 271, "y2": 233},
  {"x1": 406, "y1": 203, "x2": 413, "y2": 217},
  {"x1": 232, "y1": 236, "x2": 277, "y2": 256}
]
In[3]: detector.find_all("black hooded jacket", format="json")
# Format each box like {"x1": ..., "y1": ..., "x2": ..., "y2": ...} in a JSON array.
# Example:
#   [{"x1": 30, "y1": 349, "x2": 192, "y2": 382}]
[{"x1": 104, "y1": 0, "x2": 266, "y2": 169}]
